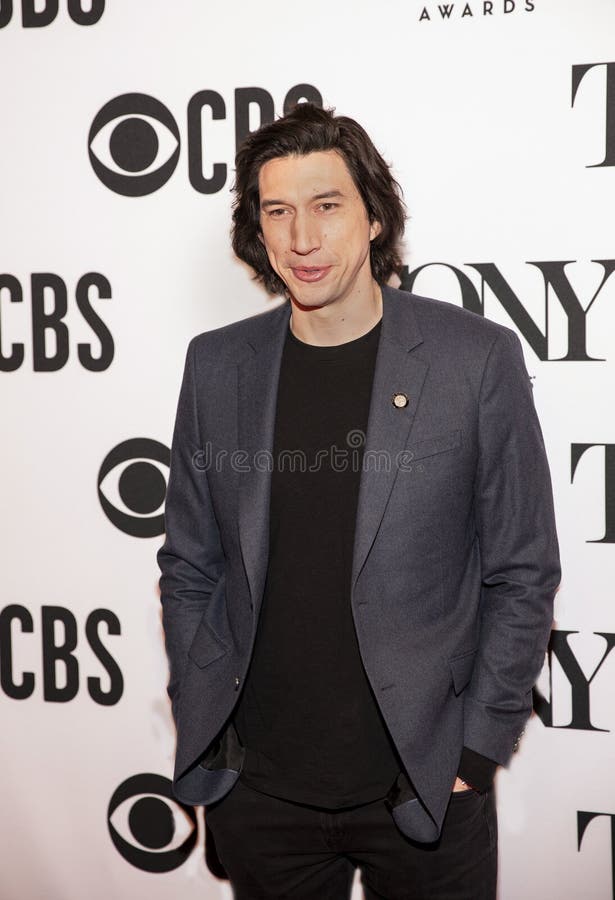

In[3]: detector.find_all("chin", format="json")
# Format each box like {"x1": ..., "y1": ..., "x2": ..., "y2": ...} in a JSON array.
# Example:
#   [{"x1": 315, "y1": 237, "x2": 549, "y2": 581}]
[
  {"x1": 290, "y1": 295, "x2": 328, "y2": 310},
  {"x1": 290, "y1": 291, "x2": 331, "y2": 308},
  {"x1": 292, "y1": 282, "x2": 340, "y2": 306}
]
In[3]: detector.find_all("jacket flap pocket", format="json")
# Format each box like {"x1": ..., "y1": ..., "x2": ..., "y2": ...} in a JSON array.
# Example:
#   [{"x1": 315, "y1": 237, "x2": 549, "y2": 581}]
[
  {"x1": 407, "y1": 429, "x2": 461, "y2": 462},
  {"x1": 449, "y1": 648, "x2": 477, "y2": 696},
  {"x1": 188, "y1": 620, "x2": 228, "y2": 669}
]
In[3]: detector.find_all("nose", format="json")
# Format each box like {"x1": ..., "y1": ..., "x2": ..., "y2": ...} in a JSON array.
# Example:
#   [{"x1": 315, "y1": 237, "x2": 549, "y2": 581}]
[{"x1": 290, "y1": 210, "x2": 320, "y2": 256}]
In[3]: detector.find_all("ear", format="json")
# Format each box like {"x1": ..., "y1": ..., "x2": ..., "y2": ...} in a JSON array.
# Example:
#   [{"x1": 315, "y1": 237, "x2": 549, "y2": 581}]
[
  {"x1": 369, "y1": 219, "x2": 382, "y2": 241},
  {"x1": 257, "y1": 230, "x2": 265, "y2": 245}
]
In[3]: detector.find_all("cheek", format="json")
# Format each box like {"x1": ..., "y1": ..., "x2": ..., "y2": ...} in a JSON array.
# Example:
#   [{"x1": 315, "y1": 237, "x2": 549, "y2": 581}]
[
  {"x1": 264, "y1": 242, "x2": 284, "y2": 273},
  {"x1": 260, "y1": 232, "x2": 282, "y2": 263},
  {"x1": 329, "y1": 218, "x2": 367, "y2": 248}
]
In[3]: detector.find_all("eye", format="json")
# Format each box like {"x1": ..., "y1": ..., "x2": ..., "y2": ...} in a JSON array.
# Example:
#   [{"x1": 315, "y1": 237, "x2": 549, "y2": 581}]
[
  {"x1": 267, "y1": 208, "x2": 288, "y2": 217},
  {"x1": 98, "y1": 437, "x2": 170, "y2": 538},
  {"x1": 88, "y1": 93, "x2": 180, "y2": 196},
  {"x1": 107, "y1": 773, "x2": 197, "y2": 872},
  {"x1": 318, "y1": 202, "x2": 338, "y2": 212}
]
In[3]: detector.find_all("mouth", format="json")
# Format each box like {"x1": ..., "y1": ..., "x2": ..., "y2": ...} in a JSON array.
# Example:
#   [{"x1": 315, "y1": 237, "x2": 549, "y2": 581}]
[{"x1": 290, "y1": 266, "x2": 332, "y2": 283}]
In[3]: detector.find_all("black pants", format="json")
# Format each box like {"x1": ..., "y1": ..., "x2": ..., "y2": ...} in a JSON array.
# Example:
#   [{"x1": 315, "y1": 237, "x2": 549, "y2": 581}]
[{"x1": 205, "y1": 777, "x2": 498, "y2": 899}]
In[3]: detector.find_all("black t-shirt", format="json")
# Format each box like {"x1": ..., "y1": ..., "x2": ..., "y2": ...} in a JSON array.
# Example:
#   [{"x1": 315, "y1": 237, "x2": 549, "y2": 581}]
[{"x1": 232, "y1": 314, "x2": 403, "y2": 808}]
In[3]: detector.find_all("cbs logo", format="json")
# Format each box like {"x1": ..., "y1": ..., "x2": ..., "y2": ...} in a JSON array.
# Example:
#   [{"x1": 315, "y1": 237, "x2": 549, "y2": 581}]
[
  {"x1": 0, "y1": 0, "x2": 104, "y2": 28},
  {"x1": 98, "y1": 438, "x2": 170, "y2": 538},
  {"x1": 0, "y1": 272, "x2": 112, "y2": 373},
  {"x1": 108, "y1": 774, "x2": 197, "y2": 872},
  {"x1": 0, "y1": 604, "x2": 122, "y2": 704},
  {"x1": 88, "y1": 84, "x2": 322, "y2": 196}
]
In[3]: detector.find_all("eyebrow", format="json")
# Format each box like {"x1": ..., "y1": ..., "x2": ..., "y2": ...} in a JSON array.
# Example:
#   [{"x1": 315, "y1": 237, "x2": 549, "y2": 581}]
[{"x1": 260, "y1": 189, "x2": 345, "y2": 210}]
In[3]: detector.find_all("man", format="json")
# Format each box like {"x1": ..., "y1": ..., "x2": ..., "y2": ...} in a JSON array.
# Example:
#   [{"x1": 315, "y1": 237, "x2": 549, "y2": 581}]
[{"x1": 157, "y1": 102, "x2": 561, "y2": 899}]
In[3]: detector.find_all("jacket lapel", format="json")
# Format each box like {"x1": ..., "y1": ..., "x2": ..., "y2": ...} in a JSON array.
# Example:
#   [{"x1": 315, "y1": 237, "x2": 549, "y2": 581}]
[
  {"x1": 350, "y1": 288, "x2": 428, "y2": 593},
  {"x1": 237, "y1": 300, "x2": 291, "y2": 620},
  {"x1": 236, "y1": 285, "x2": 429, "y2": 621}
]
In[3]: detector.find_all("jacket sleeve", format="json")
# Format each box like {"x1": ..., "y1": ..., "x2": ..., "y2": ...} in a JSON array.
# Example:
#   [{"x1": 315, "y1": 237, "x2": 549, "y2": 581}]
[
  {"x1": 463, "y1": 327, "x2": 561, "y2": 766},
  {"x1": 157, "y1": 336, "x2": 225, "y2": 726}
]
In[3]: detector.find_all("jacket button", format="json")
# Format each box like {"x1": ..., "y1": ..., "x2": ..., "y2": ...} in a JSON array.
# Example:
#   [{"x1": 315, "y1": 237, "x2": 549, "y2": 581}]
[{"x1": 234, "y1": 676, "x2": 240, "y2": 690}]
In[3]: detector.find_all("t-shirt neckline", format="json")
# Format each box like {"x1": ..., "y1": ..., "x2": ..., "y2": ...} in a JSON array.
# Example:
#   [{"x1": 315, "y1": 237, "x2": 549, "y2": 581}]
[{"x1": 286, "y1": 316, "x2": 382, "y2": 361}]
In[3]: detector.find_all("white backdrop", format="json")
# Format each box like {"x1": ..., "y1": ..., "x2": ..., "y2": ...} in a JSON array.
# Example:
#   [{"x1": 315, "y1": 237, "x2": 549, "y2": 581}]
[{"x1": 2, "y1": 1, "x2": 614, "y2": 898}]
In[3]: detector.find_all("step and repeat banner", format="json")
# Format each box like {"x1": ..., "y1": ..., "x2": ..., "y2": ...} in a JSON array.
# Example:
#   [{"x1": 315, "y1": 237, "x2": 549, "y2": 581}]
[{"x1": 1, "y1": 1, "x2": 614, "y2": 898}]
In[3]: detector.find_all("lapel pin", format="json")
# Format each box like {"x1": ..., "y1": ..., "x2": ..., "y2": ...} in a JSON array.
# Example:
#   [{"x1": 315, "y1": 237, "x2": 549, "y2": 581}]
[{"x1": 392, "y1": 392, "x2": 409, "y2": 409}]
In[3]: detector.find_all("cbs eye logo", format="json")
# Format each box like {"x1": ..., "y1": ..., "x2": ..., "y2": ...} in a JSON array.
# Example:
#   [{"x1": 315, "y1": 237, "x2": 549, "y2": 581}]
[
  {"x1": 89, "y1": 94, "x2": 180, "y2": 197},
  {"x1": 98, "y1": 438, "x2": 170, "y2": 537},
  {"x1": 108, "y1": 774, "x2": 197, "y2": 872}
]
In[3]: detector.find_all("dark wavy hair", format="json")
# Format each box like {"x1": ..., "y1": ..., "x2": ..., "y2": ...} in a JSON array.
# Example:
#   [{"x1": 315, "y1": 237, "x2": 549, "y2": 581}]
[{"x1": 231, "y1": 102, "x2": 407, "y2": 296}]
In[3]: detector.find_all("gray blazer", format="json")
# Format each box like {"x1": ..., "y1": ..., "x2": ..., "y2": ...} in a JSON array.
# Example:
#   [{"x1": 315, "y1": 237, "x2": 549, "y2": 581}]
[{"x1": 157, "y1": 283, "x2": 561, "y2": 843}]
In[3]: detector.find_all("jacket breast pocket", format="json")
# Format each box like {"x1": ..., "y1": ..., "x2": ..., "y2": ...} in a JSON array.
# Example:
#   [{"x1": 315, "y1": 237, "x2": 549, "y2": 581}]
[
  {"x1": 406, "y1": 428, "x2": 461, "y2": 462},
  {"x1": 449, "y1": 647, "x2": 477, "y2": 696},
  {"x1": 187, "y1": 618, "x2": 228, "y2": 669}
]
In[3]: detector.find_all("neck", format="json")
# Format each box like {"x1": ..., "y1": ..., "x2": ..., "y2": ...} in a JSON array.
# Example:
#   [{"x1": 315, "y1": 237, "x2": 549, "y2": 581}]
[{"x1": 288, "y1": 280, "x2": 383, "y2": 347}]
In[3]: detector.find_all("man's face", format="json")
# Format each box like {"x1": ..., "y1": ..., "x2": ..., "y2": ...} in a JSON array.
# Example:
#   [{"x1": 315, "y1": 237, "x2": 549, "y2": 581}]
[{"x1": 257, "y1": 150, "x2": 381, "y2": 309}]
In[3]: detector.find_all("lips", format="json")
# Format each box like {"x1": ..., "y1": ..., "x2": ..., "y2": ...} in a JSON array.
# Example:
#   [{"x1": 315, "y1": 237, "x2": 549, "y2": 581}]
[{"x1": 291, "y1": 266, "x2": 332, "y2": 283}]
